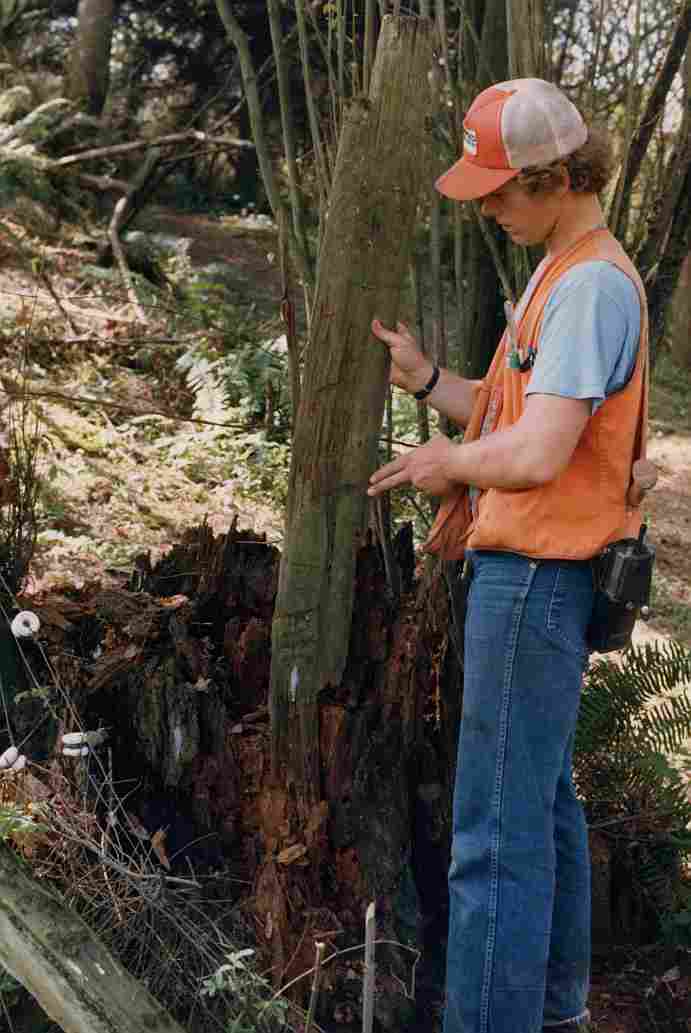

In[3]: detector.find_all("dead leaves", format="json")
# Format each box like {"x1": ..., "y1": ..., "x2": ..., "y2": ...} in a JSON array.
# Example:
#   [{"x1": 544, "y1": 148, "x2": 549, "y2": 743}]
[
  {"x1": 150, "y1": 828, "x2": 171, "y2": 870},
  {"x1": 277, "y1": 843, "x2": 307, "y2": 866}
]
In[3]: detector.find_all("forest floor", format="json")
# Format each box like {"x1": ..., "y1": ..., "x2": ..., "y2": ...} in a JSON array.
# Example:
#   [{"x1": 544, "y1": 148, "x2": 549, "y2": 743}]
[{"x1": 1, "y1": 207, "x2": 690, "y2": 1032}]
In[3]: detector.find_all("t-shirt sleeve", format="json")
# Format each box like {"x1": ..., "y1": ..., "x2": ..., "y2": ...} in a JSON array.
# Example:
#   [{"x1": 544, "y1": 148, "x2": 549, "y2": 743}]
[{"x1": 525, "y1": 261, "x2": 641, "y2": 413}]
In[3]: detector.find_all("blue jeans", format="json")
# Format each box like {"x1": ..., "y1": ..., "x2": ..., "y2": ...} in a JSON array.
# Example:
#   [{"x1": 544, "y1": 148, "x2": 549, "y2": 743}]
[{"x1": 444, "y1": 551, "x2": 594, "y2": 1033}]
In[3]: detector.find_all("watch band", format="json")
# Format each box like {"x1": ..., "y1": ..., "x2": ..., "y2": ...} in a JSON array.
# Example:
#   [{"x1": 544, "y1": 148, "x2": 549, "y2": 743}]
[{"x1": 413, "y1": 365, "x2": 440, "y2": 401}]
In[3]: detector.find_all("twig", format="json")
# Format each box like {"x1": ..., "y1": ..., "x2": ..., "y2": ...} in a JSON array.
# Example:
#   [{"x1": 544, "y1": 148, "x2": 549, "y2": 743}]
[
  {"x1": 37, "y1": 264, "x2": 81, "y2": 336},
  {"x1": 295, "y1": 0, "x2": 331, "y2": 207},
  {"x1": 279, "y1": 209, "x2": 302, "y2": 421},
  {"x1": 267, "y1": 0, "x2": 311, "y2": 277},
  {"x1": 106, "y1": 147, "x2": 162, "y2": 324},
  {"x1": 77, "y1": 172, "x2": 129, "y2": 194},
  {"x1": 608, "y1": 0, "x2": 643, "y2": 239},
  {"x1": 362, "y1": 902, "x2": 376, "y2": 1033},
  {"x1": 0, "y1": 372, "x2": 248, "y2": 429},
  {"x1": 0, "y1": 220, "x2": 80, "y2": 334},
  {"x1": 1, "y1": 372, "x2": 421, "y2": 442},
  {"x1": 609, "y1": 0, "x2": 691, "y2": 240},
  {"x1": 410, "y1": 256, "x2": 430, "y2": 444},
  {"x1": 375, "y1": 497, "x2": 401, "y2": 604},
  {"x1": 271, "y1": 938, "x2": 420, "y2": 1004},
  {"x1": 363, "y1": 0, "x2": 376, "y2": 94},
  {"x1": 110, "y1": 196, "x2": 147, "y2": 324},
  {"x1": 471, "y1": 202, "x2": 515, "y2": 303},
  {"x1": 52, "y1": 130, "x2": 253, "y2": 169},
  {"x1": 215, "y1": 0, "x2": 315, "y2": 290},
  {"x1": 305, "y1": 941, "x2": 326, "y2": 1033}
]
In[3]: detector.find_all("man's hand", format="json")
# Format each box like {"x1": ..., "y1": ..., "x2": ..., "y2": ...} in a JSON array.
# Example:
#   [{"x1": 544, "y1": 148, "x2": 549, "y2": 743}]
[
  {"x1": 368, "y1": 434, "x2": 458, "y2": 498},
  {"x1": 371, "y1": 318, "x2": 433, "y2": 394}
]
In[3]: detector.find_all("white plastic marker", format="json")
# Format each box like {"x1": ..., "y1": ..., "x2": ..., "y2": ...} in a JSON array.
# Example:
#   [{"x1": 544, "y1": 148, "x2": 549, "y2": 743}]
[
  {"x1": 11, "y1": 611, "x2": 40, "y2": 639},
  {"x1": 0, "y1": 745, "x2": 27, "y2": 771},
  {"x1": 61, "y1": 729, "x2": 108, "y2": 757}
]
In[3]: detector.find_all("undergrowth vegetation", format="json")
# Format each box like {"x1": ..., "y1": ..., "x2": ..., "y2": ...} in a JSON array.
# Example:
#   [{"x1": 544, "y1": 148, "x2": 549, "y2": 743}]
[
  {"x1": 576, "y1": 641, "x2": 691, "y2": 942},
  {"x1": 0, "y1": 754, "x2": 294, "y2": 1033}
]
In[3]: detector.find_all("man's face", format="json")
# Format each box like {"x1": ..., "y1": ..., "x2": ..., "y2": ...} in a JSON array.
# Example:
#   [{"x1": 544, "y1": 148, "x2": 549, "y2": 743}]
[{"x1": 479, "y1": 178, "x2": 563, "y2": 246}]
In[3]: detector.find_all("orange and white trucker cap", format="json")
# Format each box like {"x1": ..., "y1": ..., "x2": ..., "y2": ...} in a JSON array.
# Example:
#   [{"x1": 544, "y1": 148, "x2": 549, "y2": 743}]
[{"x1": 436, "y1": 78, "x2": 588, "y2": 201}]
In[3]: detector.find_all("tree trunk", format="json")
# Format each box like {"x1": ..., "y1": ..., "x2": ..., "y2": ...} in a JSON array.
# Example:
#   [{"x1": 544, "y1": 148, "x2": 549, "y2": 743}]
[
  {"x1": 506, "y1": 0, "x2": 546, "y2": 79},
  {"x1": 269, "y1": 14, "x2": 434, "y2": 807},
  {"x1": 646, "y1": 158, "x2": 691, "y2": 368},
  {"x1": 610, "y1": 0, "x2": 691, "y2": 244},
  {"x1": 0, "y1": 844, "x2": 187, "y2": 1033},
  {"x1": 670, "y1": 250, "x2": 691, "y2": 370},
  {"x1": 65, "y1": 0, "x2": 115, "y2": 116}
]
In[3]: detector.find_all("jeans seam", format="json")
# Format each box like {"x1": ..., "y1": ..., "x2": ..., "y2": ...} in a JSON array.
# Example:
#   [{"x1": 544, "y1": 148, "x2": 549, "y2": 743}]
[
  {"x1": 479, "y1": 559, "x2": 539, "y2": 1033},
  {"x1": 546, "y1": 567, "x2": 560, "y2": 632},
  {"x1": 546, "y1": 566, "x2": 589, "y2": 661}
]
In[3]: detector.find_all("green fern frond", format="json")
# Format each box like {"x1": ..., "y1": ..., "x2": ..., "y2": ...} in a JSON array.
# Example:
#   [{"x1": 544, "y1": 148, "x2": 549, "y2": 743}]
[
  {"x1": 636, "y1": 693, "x2": 691, "y2": 755},
  {"x1": 576, "y1": 640, "x2": 691, "y2": 757}
]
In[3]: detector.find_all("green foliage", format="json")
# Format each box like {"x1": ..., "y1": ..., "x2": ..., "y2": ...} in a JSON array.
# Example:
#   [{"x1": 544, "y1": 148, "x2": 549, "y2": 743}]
[
  {"x1": 575, "y1": 641, "x2": 691, "y2": 932},
  {"x1": 576, "y1": 640, "x2": 691, "y2": 759},
  {"x1": 0, "y1": 400, "x2": 44, "y2": 597},
  {"x1": 232, "y1": 433, "x2": 290, "y2": 510},
  {"x1": 0, "y1": 156, "x2": 55, "y2": 209},
  {"x1": 201, "y1": 948, "x2": 290, "y2": 1033},
  {"x1": 0, "y1": 802, "x2": 35, "y2": 841},
  {"x1": 0, "y1": 964, "x2": 22, "y2": 1010},
  {"x1": 178, "y1": 285, "x2": 291, "y2": 436}
]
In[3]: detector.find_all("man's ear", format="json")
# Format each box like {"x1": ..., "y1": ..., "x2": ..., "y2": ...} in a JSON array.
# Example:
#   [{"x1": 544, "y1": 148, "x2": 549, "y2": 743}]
[{"x1": 556, "y1": 162, "x2": 571, "y2": 195}]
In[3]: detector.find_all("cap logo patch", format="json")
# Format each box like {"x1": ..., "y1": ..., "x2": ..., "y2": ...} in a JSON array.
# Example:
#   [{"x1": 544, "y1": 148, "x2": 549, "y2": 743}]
[{"x1": 463, "y1": 127, "x2": 478, "y2": 156}]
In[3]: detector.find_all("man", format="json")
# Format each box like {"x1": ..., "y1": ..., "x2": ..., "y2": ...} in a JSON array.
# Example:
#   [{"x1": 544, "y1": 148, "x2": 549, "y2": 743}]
[{"x1": 367, "y1": 79, "x2": 648, "y2": 1033}]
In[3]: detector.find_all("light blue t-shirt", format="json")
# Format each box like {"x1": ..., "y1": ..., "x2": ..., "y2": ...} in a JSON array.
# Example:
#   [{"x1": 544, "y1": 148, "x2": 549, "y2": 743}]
[{"x1": 524, "y1": 261, "x2": 641, "y2": 412}]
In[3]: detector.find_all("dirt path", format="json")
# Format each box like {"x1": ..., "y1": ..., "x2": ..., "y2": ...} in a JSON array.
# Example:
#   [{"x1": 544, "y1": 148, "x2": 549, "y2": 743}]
[{"x1": 639, "y1": 433, "x2": 691, "y2": 645}]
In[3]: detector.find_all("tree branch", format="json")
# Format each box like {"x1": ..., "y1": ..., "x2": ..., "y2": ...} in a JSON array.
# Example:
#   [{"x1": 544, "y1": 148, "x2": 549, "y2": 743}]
[
  {"x1": 214, "y1": 0, "x2": 315, "y2": 292},
  {"x1": 610, "y1": 0, "x2": 691, "y2": 240},
  {"x1": 52, "y1": 129, "x2": 253, "y2": 169}
]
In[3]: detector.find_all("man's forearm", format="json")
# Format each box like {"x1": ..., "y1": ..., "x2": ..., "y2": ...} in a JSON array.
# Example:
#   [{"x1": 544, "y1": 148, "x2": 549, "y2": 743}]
[
  {"x1": 441, "y1": 394, "x2": 592, "y2": 491},
  {"x1": 443, "y1": 426, "x2": 543, "y2": 491},
  {"x1": 407, "y1": 365, "x2": 482, "y2": 428}
]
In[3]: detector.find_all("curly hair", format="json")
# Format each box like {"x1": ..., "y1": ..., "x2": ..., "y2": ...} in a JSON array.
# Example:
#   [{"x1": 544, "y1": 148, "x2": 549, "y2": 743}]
[{"x1": 516, "y1": 127, "x2": 614, "y2": 196}]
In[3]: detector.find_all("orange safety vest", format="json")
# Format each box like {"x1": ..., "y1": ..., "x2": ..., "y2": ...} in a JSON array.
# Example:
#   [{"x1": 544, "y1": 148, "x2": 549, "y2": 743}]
[{"x1": 424, "y1": 227, "x2": 649, "y2": 561}]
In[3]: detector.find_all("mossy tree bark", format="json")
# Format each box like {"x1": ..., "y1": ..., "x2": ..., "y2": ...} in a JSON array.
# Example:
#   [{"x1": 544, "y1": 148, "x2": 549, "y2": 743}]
[
  {"x1": 269, "y1": 15, "x2": 434, "y2": 808},
  {"x1": 0, "y1": 843, "x2": 187, "y2": 1033}
]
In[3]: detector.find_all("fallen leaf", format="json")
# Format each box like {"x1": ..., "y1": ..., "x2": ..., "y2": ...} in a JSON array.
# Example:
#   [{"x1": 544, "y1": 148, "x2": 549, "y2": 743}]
[
  {"x1": 151, "y1": 828, "x2": 171, "y2": 870},
  {"x1": 277, "y1": 843, "x2": 307, "y2": 865}
]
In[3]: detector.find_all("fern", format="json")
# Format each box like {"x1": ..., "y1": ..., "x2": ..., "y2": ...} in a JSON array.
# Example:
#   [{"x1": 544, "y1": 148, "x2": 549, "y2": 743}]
[
  {"x1": 576, "y1": 639, "x2": 691, "y2": 758},
  {"x1": 575, "y1": 640, "x2": 691, "y2": 934}
]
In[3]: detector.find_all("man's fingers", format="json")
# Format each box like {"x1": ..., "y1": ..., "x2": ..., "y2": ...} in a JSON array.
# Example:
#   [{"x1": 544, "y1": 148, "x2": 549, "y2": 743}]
[
  {"x1": 369, "y1": 455, "x2": 408, "y2": 485},
  {"x1": 371, "y1": 318, "x2": 396, "y2": 345},
  {"x1": 367, "y1": 468, "x2": 411, "y2": 496},
  {"x1": 372, "y1": 317, "x2": 413, "y2": 344},
  {"x1": 368, "y1": 454, "x2": 411, "y2": 496}
]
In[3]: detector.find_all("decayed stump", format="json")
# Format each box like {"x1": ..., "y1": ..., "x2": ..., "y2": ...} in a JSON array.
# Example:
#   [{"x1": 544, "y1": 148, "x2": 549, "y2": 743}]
[{"x1": 6, "y1": 518, "x2": 455, "y2": 1019}]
